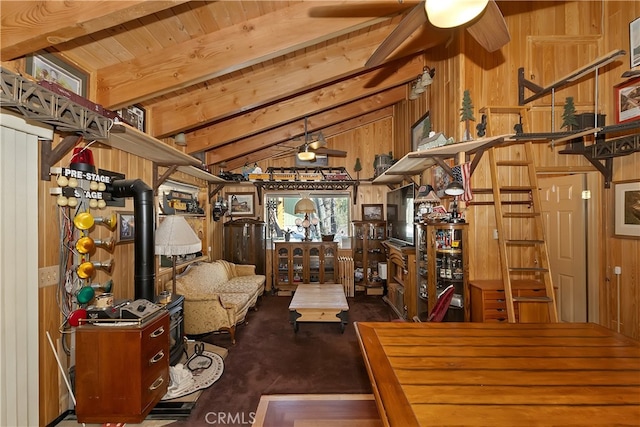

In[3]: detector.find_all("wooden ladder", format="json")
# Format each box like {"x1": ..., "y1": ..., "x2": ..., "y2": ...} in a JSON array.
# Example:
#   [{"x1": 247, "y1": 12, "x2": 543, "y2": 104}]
[{"x1": 488, "y1": 141, "x2": 558, "y2": 323}]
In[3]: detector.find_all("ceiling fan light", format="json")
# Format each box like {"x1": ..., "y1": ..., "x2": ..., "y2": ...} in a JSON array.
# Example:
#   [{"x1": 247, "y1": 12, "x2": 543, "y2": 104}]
[
  {"x1": 297, "y1": 146, "x2": 316, "y2": 161},
  {"x1": 426, "y1": 0, "x2": 489, "y2": 29}
]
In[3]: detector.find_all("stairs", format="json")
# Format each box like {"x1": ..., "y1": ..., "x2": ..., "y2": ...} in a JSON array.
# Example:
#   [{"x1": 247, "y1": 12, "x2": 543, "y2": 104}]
[{"x1": 488, "y1": 141, "x2": 558, "y2": 323}]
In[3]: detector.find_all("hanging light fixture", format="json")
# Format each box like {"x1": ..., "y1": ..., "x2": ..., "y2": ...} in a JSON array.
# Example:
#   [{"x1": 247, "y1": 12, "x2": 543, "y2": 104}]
[
  {"x1": 425, "y1": 0, "x2": 489, "y2": 29},
  {"x1": 297, "y1": 117, "x2": 320, "y2": 161},
  {"x1": 298, "y1": 144, "x2": 316, "y2": 161}
]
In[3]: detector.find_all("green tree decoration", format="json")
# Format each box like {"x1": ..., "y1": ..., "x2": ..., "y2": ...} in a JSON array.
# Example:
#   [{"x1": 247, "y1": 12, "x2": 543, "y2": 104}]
[
  {"x1": 561, "y1": 96, "x2": 579, "y2": 131},
  {"x1": 460, "y1": 89, "x2": 475, "y2": 141},
  {"x1": 354, "y1": 157, "x2": 362, "y2": 181}
]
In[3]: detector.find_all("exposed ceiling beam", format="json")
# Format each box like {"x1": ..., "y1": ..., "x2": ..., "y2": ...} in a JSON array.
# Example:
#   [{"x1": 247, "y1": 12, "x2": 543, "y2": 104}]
[
  {"x1": 95, "y1": 1, "x2": 399, "y2": 109},
  {"x1": 186, "y1": 56, "x2": 423, "y2": 152},
  {"x1": 206, "y1": 101, "x2": 398, "y2": 167},
  {"x1": 0, "y1": 1, "x2": 189, "y2": 61},
  {"x1": 150, "y1": 23, "x2": 403, "y2": 137}
]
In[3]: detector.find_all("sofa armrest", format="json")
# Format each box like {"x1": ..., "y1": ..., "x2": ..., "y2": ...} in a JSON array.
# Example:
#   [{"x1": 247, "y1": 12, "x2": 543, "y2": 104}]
[
  {"x1": 235, "y1": 264, "x2": 256, "y2": 276},
  {"x1": 182, "y1": 293, "x2": 235, "y2": 336}
]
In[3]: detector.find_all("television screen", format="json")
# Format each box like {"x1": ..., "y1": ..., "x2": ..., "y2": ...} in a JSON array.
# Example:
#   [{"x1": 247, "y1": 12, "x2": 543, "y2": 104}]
[{"x1": 386, "y1": 183, "x2": 415, "y2": 246}]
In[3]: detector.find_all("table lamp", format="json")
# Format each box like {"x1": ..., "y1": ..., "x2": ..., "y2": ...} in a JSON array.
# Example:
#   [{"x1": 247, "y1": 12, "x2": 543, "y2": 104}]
[
  {"x1": 294, "y1": 196, "x2": 317, "y2": 241},
  {"x1": 155, "y1": 215, "x2": 202, "y2": 295}
]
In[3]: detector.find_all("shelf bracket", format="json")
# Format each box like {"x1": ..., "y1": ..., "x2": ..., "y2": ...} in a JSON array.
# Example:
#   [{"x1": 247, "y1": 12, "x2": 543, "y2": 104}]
[
  {"x1": 208, "y1": 184, "x2": 225, "y2": 201},
  {"x1": 153, "y1": 164, "x2": 178, "y2": 194},
  {"x1": 518, "y1": 49, "x2": 626, "y2": 105},
  {"x1": 40, "y1": 135, "x2": 82, "y2": 180}
]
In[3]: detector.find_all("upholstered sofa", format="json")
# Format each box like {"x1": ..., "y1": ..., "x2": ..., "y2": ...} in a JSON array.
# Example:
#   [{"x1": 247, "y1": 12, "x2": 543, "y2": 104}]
[{"x1": 175, "y1": 259, "x2": 265, "y2": 343}]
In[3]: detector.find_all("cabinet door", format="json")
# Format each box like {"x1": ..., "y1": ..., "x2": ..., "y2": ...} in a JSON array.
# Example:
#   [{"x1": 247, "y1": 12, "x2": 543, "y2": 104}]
[
  {"x1": 308, "y1": 246, "x2": 321, "y2": 283},
  {"x1": 321, "y1": 243, "x2": 336, "y2": 283},
  {"x1": 292, "y1": 245, "x2": 304, "y2": 284},
  {"x1": 275, "y1": 245, "x2": 291, "y2": 285},
  {"x1": 416, "y1": 225, "x2": 429, "y2": 320}
]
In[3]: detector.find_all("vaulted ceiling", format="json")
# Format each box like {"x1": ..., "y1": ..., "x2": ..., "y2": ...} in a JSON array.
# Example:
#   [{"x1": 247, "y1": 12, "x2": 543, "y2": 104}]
[{"x1": 1, "y1": 1, "x2": 468, "y2": 170}]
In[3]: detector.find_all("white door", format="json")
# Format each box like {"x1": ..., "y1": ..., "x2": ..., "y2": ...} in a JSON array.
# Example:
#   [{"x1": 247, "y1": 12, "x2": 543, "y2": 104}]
[{"x1": 539, "y1": 174, "x2": 587, "y2": 322}]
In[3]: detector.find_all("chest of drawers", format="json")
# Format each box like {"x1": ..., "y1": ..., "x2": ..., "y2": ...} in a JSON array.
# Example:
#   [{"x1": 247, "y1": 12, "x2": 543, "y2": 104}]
[
  {"x1": 470, "y1": 280, "x2": 556, "y2": 323},
  {"x1": 75, "y1": 311, "x2": 170, "y2": 423}
]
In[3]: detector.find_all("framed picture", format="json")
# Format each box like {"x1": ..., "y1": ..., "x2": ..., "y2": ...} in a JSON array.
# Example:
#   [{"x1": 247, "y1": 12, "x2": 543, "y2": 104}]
[
  {"x1": 362, "y1": 204, "x2": 384, "y2": 221},
  {"x1": 411, "y1": 111, "x2": 431, "y2": 151},
  {"x1": 614, "y1": 180, "x2": 640, "y2": 239},
  {"x1": 614, "y1": 77, "x2": 640, "y2": 124},
  {"x1": 117, "y1": 211, "x2": 135, "y2": 243},
  {"x1": 117, "y1": 104, "x2": 146, "y2": 132},
  {"x1": 630, "y1": 17, "x2": 640, "y2": 68},
  {"x1": 432, "y1": 165, "x2": 453, "y2": 198},
  {"x1": 25, "y1": 51, "x2": 87, "y2": 96},
  {"x1": 228, "y1": 192, "x2": 255, "y2": 217}
]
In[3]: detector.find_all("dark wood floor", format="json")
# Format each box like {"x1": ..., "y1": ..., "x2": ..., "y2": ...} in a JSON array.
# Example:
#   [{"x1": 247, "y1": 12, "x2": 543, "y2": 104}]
[{"x1": 253, "y1": 394, "x2": 382, "y2": 427}]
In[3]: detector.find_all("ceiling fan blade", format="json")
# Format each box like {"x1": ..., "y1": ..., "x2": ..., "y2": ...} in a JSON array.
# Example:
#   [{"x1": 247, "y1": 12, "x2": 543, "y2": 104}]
[
  {"x1": 365, "y1": 1, "x2": 427, "y2": 68},
  {"x1": 466, "y1": 0, "x2": 510, "y2": 52},
  {"x1": 314, "y1": 148, "x2": 347, "y2": 157}
]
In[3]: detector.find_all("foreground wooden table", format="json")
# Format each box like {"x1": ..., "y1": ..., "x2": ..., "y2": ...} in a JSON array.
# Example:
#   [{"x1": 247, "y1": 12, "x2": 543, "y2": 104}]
[
  {"x1": 289, "y1": 284, "x2": 349, "y2": 333},
  {"x1": 355, "y1": 322, "x2": 640, "y2": 426}
]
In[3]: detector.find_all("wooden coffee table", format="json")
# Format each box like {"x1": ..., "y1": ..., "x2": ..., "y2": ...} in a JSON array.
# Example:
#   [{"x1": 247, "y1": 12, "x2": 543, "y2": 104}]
[{"x1": 288, "y1": 284, "x2": 349, "y2": 333}]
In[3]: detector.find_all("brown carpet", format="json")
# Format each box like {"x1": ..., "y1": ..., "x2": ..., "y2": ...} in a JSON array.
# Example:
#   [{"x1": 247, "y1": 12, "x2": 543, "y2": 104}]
[{"x1": 168, "y1": 293, "x2": 395, "y2": 427}]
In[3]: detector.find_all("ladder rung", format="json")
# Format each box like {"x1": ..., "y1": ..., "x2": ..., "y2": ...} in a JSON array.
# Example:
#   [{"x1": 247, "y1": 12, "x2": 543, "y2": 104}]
[
  {"x1": 503, "y1": 212, "x2": 540, "y2": 218},
  {"x1": 506, "y1": 239, "x2": 545, "y2": 245},
  {"x1": 496, "y1": 160, "x2": 531, "y2": 166},
  {"x1": 513, "y1": 296, "x2": 553, "y2": 303},
  {"x1": 498, "y1": 186, "x2": 533, "y2": 192},
  {"x1": 509, "y1": 267, "x2": 549, "y2": 272}
]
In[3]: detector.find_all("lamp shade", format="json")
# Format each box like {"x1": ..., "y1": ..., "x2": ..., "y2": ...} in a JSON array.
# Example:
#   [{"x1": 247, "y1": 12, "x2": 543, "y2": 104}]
[
  {"x1": 155, "y1": 215, "x2": 202, "y2": 256},
  {"x1": 294, "y1": 197, "x2": 316, "y2": 214},
  {"x1": 425, "y1": 0, "x2": 489, "y2": 28},
  {"x1": 444, "y1": 181, "x2": 465, "y2": 196},
  {"x1": 297, "y1": 145, "x2": 316, "y2": 161}
]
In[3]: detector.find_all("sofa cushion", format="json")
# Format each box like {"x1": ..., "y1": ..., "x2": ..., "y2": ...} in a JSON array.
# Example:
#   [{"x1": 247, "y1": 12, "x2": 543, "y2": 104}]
[
  {"x1": 218, "y1": 292, "x2": 252, "y2": 323},
  {"x1": 176, "y1": 262, "x2": 231, "y2": 294}
]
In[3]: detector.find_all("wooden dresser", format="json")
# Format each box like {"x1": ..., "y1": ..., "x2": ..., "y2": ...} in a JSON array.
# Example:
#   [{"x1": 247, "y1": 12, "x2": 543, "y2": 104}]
[
  {"x1": 470, "y1": 279, "x2": 557, "y2": 323},
  {"x1": 75, "y1": 311, "x2": 170, "y2": 423}
]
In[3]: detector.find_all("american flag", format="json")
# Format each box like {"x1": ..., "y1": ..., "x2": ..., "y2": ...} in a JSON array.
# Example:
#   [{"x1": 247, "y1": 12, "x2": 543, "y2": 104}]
[{"x1": 452, "y1": 162, "x2": 473, "y2": 202}]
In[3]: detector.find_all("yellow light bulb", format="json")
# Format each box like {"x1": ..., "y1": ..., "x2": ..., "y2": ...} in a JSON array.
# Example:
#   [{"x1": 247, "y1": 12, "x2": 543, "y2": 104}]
[
  {"x1": 98, "y1": 182, "x2": 107, "y2": 192},
  {"x1": 57, "y1": 195, "x2": 68, "y2": 206},
  {"x1": 90, "y1": 181, "x2": 99, "y2": 191},
  {"x1": 89, "y1": 199, "x2": 98, "y2": 209},
  {"x1": 97, "y1": 200, "x2": 107, "y2": 209},
  {"x1": 57, "y1": 176, "x2": 69, "y2": 187},
  {"x1": 68, "y1": 177, "x2": 79, "y2": 188},
  {"x1": 67, "y1": 197, "x2": 78, "y2": 207}
]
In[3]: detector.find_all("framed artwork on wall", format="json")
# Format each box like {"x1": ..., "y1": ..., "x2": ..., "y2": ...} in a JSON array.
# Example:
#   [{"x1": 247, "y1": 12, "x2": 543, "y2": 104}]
[
  {"x1": 614, "y1": 180, "x2": 640, "y2": 239},
  {"x1": 614, "y1": 77, "x2": 640, "y2": 124},
  {"x1": 630, "y1": 17, "x2": 640, "y2": 68},
  {"x1": 411, "y1": 111, "x2": 431, "y2": 151},
  {"x1": 362, "y1": 204, "x2": 384, "y2": 221},
  {"x1": 228, "y1": 192, "x2": 255, "y2": 217},
  {"x1": 117, "y1": 211, "x2": 135, "y2": 243},
  {"x1": 25, "y1": 51, "x2": 87, "y2": 96}
]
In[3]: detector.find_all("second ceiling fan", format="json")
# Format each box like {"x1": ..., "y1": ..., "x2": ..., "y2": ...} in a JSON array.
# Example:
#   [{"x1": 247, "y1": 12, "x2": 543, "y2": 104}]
[
  {"x1": 366, "y1": 0, "x2": 510, "y2": 67},
  {"x1": 297, "y1": 117, "x2": 346, "y2": 161}
]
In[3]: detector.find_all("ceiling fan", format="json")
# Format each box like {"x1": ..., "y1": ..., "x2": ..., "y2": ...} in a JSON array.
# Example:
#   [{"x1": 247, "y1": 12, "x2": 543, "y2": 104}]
[
  {"x1": 365, "y1": 0, "x2": 510, "y2": 68},
  {"x1": 295, "y1": 117, "x2": 347, "y2": 161}
]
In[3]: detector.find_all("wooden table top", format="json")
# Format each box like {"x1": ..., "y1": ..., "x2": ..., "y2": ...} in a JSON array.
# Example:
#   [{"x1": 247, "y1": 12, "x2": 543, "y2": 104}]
[
  {"x1": 289, "y1": 284, "x2": 349, "y2": 311},
  {"x1": 355, "y1": 322, "x2": 640, "y2": 426}
]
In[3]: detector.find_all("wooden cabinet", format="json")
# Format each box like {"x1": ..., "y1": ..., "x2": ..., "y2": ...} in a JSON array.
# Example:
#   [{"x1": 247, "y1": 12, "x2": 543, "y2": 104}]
[
  {"x1": 273, "y1": 241, "x2": 338, "y2": 292},
  {"x1": 352, "y1": 220, "x2": 386, "y2": 293},
  {"x1": 381, "y1": 241, "x2": 416, "y2": 320},
  {"x1": 224, "y1": 218, "x2": 266, "y2": 275},
  {"x1": 75, "y1": 311, "x2": 170, "y2": 423},
  {"x1": 417, "y1": 223, "x2": 469, "y2": 322},
  {"x1": 470, "y1": 279, "x2": 557, "y2": 323}
]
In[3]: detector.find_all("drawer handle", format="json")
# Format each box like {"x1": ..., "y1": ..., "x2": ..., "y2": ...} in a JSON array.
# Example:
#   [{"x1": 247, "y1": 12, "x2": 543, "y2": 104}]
[
  {"x1": 149, "y1": 376, "x2": 164, "y2": 391},
  {"x1": 150, "y1": 350, "x2": 165, "y2": 365},
  {"x1": 150, "y1": 326, "x2": 165, "y2": 338}
]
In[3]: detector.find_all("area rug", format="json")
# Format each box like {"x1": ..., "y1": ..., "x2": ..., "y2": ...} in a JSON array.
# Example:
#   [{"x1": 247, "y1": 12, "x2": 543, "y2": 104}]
[{"x1": 161, "y1": 351, "x2": 224, "y2": 400}]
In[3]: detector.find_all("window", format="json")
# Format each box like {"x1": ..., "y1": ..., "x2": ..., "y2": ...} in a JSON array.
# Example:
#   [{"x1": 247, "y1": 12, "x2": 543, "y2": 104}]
[{"x1": 265, "y1": 193, "x2": 350, "y2": 241}]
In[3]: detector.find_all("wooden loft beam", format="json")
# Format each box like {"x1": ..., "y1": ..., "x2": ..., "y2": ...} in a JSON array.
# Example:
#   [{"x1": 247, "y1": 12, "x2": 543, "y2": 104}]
[{"x1": 518, "y1": 49, "x2": 626, "y2": 105}]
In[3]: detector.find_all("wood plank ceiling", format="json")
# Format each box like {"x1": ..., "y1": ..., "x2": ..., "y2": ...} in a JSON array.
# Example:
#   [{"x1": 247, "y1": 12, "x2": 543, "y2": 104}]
[{"x1": 1, "y1": 1, "x2": 457, "y2": 170}]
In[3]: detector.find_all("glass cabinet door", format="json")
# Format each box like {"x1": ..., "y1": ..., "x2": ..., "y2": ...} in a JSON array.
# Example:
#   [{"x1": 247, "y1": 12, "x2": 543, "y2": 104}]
[
  {"x1": 308, "y1": 246, "x2": 320, "y2": 283},
  {"x1": 416, "y1": 225, "x2": 429, "y2": 320},
  {"x1": 322, "y1": 244, "x2": 335, "y2": 283},
  {"x1": 276, "y1": 246, "x2": 290, "y2": 285},
  {"x1": 292, "y1": 246, "x2": 304, "y2": 284},
  {"x1": 430, "y1": 224, "x2": 468, "y2": 322}
]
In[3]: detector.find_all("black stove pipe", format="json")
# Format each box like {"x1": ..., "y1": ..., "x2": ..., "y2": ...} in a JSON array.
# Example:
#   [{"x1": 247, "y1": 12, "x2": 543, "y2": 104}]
[{"x1": 111, "y1": 179, "x2": 155, "y2": 301}]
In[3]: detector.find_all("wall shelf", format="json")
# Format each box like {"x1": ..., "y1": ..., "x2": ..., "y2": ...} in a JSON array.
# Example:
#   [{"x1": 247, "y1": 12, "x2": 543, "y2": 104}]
[{"x1": 372, "y1": 135, "x2": 511, "y2": 186}]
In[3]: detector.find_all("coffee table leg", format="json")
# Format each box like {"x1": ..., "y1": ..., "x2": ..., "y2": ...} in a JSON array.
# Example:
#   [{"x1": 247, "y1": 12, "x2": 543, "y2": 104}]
[
  {"x1": 289, "y1": 310, "x2": 301, "y2": 333},
  {"x1": 337, "y1": 310, "x2": 348, "y2": 333}
]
